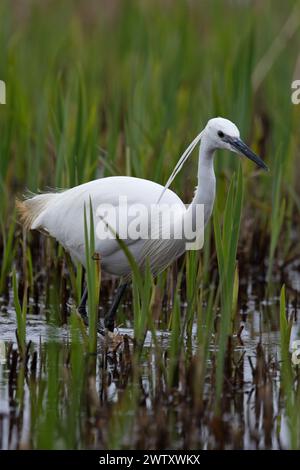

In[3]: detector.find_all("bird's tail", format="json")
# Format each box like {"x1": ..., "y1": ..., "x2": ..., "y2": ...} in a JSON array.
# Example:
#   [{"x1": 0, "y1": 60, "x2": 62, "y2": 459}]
[{"x1": 16, "y1": 193, "x2": 58, "y2": 231}]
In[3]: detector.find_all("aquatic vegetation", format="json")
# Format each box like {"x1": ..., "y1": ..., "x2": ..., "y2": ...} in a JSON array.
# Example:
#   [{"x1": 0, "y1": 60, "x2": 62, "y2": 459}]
[{"x1": 0, "y1": 0, "x2": 299, "y2": 450}]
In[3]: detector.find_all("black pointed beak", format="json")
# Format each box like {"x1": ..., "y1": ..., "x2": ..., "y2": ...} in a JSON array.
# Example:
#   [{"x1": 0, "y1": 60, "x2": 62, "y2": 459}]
[{"x1": 225, "y1": 137, "x2": 269, "y2": 171}]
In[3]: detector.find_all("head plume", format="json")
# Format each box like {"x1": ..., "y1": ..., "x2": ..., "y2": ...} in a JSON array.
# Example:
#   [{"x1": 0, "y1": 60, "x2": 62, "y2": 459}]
[{"x1": 157, "y1": 130, "x2": 203, "y2": 203}]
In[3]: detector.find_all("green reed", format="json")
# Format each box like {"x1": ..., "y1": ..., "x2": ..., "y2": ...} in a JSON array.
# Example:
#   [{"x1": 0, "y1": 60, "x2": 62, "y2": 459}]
[
  {"x1": 279, "y1": 285, "x2": 300, "y2": 448},
  {"x1": 0, "y1": 218, "x2": 16, "y2": 294},
  {"x1": 0, "y1": 0, "x2": 297, "y2": 270},
  {"x1": 213, "y1": 164, "x2": 244, "y2": 412},
  {"x1": 84, "y1": 199, "x2": 100, "y2": 354},
  {"x1": 0, "y1": 0, "x2": 299, "y2": 451},
  {"x1": 12, "y1": 269, "x2": 27, "y2": 357}
]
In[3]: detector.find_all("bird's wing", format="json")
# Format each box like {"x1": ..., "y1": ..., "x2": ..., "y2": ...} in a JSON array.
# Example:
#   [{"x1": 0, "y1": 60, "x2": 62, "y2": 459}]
[
  {"x1": 35, "y1": 176, "x2": 185, "y2": 267},
  {"x1": 133, "y1": 209, "x2": 186, "y2": 278}
]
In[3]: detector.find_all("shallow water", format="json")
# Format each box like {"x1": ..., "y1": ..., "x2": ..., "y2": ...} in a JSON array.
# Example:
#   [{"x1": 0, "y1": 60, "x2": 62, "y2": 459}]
[{"x1": 0, "y1": 281, "x2": 300, "y2": 449}]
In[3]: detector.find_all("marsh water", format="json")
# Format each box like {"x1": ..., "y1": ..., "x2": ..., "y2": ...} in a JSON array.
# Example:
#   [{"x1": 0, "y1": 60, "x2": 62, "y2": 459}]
[
  {"x1": 0, "y1": 0, "x2": 300, "y2": 453},
  {"x1": 0, "y1": 265, "x2": 299, "y2": 450}
]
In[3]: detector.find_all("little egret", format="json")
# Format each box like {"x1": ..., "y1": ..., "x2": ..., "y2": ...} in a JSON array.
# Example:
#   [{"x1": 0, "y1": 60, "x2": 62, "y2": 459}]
[{"x1": 17, "y1": 117, "x2": 268, "y2": 332}]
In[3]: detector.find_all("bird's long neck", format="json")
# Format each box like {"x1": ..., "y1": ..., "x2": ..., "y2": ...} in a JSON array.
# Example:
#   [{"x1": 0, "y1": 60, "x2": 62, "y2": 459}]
[{"x1": 187, "y1": 134, "x2": 216, "y2": 226}]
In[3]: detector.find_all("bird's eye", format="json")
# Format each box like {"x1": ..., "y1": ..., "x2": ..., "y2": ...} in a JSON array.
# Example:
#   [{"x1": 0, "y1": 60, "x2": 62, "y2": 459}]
[{"x1": 218, "y1": 131, "x2": 224, "y2": 138}]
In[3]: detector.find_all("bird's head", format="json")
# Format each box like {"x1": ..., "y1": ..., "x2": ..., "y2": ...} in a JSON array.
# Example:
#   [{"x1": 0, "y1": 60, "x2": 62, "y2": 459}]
[
  {"x1": 158, "y1": 116, "x2": 268, "y2": 203},
  {"x1": 203, "y1": 117, "x2": 268, "y2": 171}
]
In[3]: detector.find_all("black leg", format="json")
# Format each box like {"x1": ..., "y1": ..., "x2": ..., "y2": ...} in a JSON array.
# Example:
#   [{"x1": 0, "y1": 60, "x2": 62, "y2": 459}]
[
  {"x1": 104, "y1": 283, "x2": 127, "y2": 332},
  {"x1": 77, "y1": 286, "x2": 88, "y2": 325},
  {"x1": 78, "y1": 286, "x2": 105, "y2": 336}
]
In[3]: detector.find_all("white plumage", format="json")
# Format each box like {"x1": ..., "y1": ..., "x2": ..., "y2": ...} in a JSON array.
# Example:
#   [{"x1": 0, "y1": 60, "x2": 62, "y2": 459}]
[
  {"x1": 32, "y1": 176, "x2": 186, "y2": 277},
  {"x1": 17, "y1": 117, "x2": 268, "y2": 282}
]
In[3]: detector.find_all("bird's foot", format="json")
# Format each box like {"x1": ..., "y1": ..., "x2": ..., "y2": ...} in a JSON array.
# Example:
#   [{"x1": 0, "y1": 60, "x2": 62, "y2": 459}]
[{"x1": 97, "y1": 319, "x2": 116, "y2": 338}]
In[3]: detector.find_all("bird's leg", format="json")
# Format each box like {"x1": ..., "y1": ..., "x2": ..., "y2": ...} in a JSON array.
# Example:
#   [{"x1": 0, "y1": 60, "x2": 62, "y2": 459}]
[
  {"x1": 104, "y1": 283, "x2": 127, "y2": 332},
  {"x1": 78, "y1": 286, "x2": 105, "y2": 336},
  {"x1": 77, "y1": 286, "x2": 88, "y2": 325}
]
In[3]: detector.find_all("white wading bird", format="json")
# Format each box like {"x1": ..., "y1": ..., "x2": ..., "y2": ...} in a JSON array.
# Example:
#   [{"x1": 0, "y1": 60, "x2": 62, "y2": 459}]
[{"x1": 17, "y1": 117, "x2": 268, "y2": 332}]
